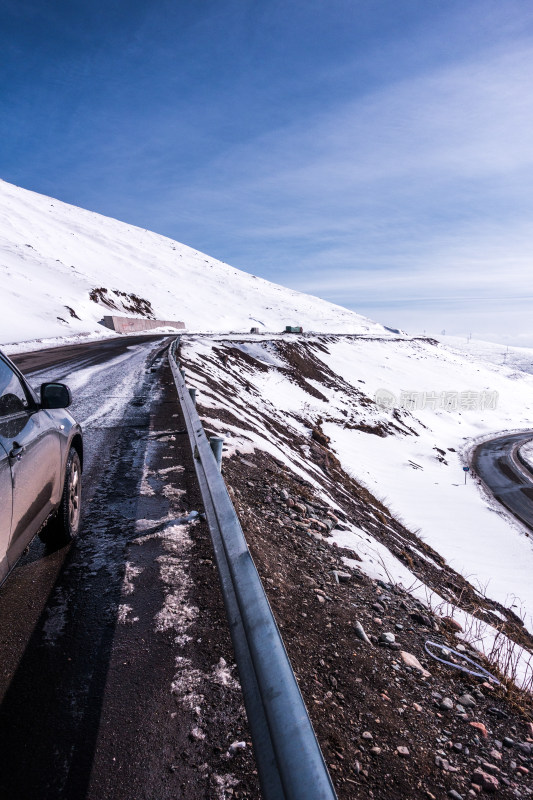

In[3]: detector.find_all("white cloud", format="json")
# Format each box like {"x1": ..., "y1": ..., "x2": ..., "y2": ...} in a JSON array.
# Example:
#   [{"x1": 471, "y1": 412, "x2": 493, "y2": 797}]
[{"x1": 145, "y1": 35, "x2": 533, "y2": 345}]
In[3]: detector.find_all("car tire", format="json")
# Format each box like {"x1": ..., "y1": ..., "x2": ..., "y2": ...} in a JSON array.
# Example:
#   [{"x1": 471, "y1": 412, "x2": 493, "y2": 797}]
[{"x1": 40, "y1": 447, "x2": 82, "y2": 545}]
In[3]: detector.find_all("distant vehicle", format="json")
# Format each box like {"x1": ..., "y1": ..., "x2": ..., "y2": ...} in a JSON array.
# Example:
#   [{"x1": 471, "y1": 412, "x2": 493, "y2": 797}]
[
  {"x1": 284, "y1": 325, "x2": 303, "y2": 333},
  {"x1": 0, "y1": 350, "x2": 83, "y2": 586}
]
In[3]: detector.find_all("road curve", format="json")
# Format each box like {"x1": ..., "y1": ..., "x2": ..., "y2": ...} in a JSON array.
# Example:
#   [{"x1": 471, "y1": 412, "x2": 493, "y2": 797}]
[{"x1": 473, "y1": 431, "x2": 533, "y2": 532}]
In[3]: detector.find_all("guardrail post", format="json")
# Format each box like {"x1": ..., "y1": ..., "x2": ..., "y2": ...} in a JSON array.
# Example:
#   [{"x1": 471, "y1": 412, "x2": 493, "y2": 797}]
[
  {"x1": 209, "y1": 436, "x2": 224, "y2": 470},
  {"x1": 188, "y1": 387, "x2": 197, "y2": 406},
  {"x1": 180, "y1": 368, "x2": 186, "y2": 379}
]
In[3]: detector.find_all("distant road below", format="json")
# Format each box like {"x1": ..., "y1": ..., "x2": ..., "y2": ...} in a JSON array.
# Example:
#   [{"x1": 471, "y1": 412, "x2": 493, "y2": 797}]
[{"x1": 474, "y1": 431, "x2": 533, "y2": 532}]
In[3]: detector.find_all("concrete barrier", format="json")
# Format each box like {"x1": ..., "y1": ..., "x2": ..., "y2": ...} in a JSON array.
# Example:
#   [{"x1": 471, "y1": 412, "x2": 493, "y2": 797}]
[{"x1": 102, "y1": 316, "x2": 185, "y2": 333}]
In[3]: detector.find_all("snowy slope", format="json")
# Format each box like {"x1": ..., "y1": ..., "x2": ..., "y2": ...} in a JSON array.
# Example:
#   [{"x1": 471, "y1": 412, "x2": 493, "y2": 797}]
[
  {"x1": 318, "y1": 339, "x2": 533, "y2": 619},
  {"x1": 0, "y1": 180, "x2": 385, "y2": 346},
  {"x1": 176, "y1": 333, "x2": 533, "y2": 685},
  {"x1": 181, "y1": 334, "x2": 533, "y2": 634}
]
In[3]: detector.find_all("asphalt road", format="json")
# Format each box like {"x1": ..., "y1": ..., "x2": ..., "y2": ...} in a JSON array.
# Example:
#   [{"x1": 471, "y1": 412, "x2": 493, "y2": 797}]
[
  {"x1": 474, "y1": 431, "x2": 533, "y2": 531},
  {"x1": 0, "y1": 336, "x2": 169, "y2": 795},
  {"x1": 10, "y1": 333, "x2": 165, "y2": 374},
  {"x1": 0, "y1": 335, "x2": 257, "y2": 800}
]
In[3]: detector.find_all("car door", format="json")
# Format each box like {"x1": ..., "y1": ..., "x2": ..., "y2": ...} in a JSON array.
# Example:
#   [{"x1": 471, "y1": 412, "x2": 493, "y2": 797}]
[
  {"x1": 0, "y1": 356, "x2": 61, "y2": 566},
  {"x1": 0, "y1": 440, "x2": 12, "y2": 584}
]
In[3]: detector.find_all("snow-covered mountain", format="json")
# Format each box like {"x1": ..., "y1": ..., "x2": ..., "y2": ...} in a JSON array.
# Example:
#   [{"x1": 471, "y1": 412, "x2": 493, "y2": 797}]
[{"x1": 0, "y1": 180, "x2": 385, "y2": 346}]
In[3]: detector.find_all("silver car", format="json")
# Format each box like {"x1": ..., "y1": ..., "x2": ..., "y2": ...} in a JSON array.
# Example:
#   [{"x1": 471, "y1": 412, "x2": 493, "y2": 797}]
[{"x1": 0, "y1": 350, "x2": 83, "y2": 586}]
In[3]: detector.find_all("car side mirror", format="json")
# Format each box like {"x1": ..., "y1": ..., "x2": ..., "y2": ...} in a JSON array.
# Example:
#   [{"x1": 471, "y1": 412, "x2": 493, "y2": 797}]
[{"x1": 40, "y1": 382, "x2": 72, "y2": 409}]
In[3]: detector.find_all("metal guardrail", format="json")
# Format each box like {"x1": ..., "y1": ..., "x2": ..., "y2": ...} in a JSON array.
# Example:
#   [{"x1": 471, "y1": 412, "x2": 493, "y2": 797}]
[{"x1": 168, "y1": 338, "x2": 337, "y2": 800}]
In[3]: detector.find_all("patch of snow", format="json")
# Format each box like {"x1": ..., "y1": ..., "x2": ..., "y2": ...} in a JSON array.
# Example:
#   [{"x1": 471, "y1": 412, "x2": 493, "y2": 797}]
[
  {"x1": 117, "y1": 604, "x2": 138, "y2": 624},
  {"x1": 2, "y1": 328, "x2": 119, "y2": 355},
  {"x1": 123, "y1": 562, "x2": 143, "y2": 596},
  {"x1": 171, "y1": 658, "x2": 205, "y2": 711},
  {"x1": 161, "y1": 485, "x2": 186, "y2": 500},
  {"x1": 153, "y1": 523, "x2": 198, "y2": 641},
  {"x1": 232, "y1": 341, "x2": 286, "y2": 367},
  {"x1": 158, "y1": 465, "x2": 185, "y2": 475},
  {"x1": 211, "y1": 658, "x2": 240, "y2": 690},
  {"x1": 213, "y1": 773, "x2": 239, "y2": 800}
]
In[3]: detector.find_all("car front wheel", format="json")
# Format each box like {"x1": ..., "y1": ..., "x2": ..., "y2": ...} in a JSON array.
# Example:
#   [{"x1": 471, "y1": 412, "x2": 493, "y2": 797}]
[{"x1": 40, "y1": 447, "x2": 82, "y2": 545}]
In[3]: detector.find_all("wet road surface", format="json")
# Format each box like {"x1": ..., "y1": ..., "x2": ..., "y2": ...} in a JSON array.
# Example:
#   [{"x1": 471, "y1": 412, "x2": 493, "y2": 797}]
[{"x1": 0, "y1": 336, "x2": 257, "y2": 799}]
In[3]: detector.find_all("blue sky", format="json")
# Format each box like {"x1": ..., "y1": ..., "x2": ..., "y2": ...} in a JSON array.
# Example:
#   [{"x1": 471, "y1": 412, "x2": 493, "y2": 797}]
[{"x1": 2, "y1": 1, "x2": 533, "y2": 344}]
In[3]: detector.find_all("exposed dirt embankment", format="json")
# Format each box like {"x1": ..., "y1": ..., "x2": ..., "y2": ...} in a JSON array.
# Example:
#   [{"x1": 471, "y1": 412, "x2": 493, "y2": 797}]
[
  {"x1": 180, "y1": 335, "x2": 533, "y2": 800},
  {"x1": 223, "y1": 449, "x2": 533, "y2": 799}
]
